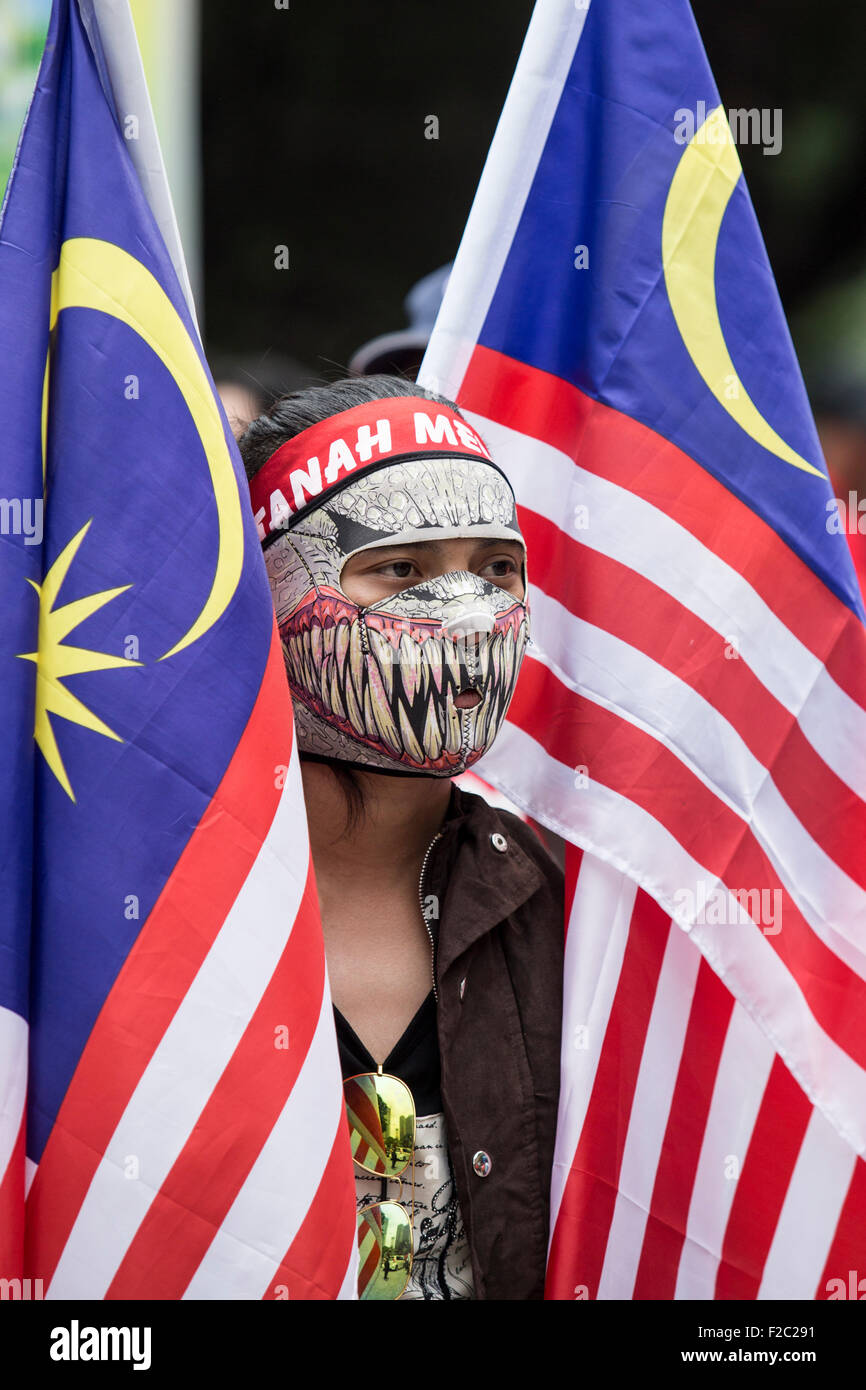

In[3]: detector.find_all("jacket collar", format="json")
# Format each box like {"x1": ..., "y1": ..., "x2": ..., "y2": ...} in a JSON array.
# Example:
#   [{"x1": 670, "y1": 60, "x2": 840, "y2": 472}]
[{"x1": 424, "y1": 782, "x2": 545, "y2": 979}]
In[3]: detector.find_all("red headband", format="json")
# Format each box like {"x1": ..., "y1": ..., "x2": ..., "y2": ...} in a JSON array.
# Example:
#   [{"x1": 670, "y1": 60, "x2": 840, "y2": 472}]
[{"x1": 249, "y1": 395, "x2": 495, "y2": 543}]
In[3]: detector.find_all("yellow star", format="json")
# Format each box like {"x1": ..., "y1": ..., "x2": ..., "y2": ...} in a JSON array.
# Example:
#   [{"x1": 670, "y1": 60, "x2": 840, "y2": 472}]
[{"x1": 17, "y1": 520, "x2": 142, "y2": 801}]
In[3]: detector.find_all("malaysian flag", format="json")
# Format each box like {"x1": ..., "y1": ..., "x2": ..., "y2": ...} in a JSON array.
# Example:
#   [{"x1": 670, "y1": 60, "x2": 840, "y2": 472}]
[
  {"x1": 421, "y1": 0, "x2": 866, "y2": 1299},
  {"x1": 0, "y1": 0, "x2": 357, "y2": 1299}
]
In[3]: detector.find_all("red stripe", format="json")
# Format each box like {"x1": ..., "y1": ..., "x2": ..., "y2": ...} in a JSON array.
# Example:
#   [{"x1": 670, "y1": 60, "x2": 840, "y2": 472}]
[
  {"x1": 563, "y1": 842, "x2": 583, "y2": 942},
  {"x1": 0, "y1": 1111, "x2": 26, "y2": 1280},
  {"x1": 519, "y1": 505, "x2": 866, "y2": 891},
  {"x1": 714, "y1": 1056, "x2": 812, "y2": 1298},
  {"x1": 545, "y1": 890, "x2": 671, "y2": 1299},
  {"x1": 27, "y1": 621, "x2": 292, "y2": 1289},
  {"x1": 632, "y1": 961, "x2": 735, "y2": 1298},
  {"x1": 105, "y1": 862, "x2": 323, "y2": 1299},
  {"x1": 770, "y1": 721, "x2": 866, "y2": 893},
  {"x1": 509, "y1": 656, "x2": 866, "y2": 1069},
  {"x1": 264, "y1": 1117, "x2": 357, "y2": 1300},
  {"x1": 816, "y1": 1158, "x2": 866, "y2": 1299},
  {"x1": 347, "y1": 1083, "x2": 385, "y2": 1151},
  {"x1": 460, "y1": 345, "x2": 866, "y2": 713}
]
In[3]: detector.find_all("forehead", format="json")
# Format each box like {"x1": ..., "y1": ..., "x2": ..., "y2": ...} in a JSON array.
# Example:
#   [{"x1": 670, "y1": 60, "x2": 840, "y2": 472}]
[{"x1": 313, "y1": 454, "x2": 524, "y2": 561}]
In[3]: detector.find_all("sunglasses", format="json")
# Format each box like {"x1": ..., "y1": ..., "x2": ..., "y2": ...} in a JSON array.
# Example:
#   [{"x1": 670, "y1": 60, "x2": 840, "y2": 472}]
[{"x1": 344, "y1": 1070, "x2": 416, "y2": 1301}]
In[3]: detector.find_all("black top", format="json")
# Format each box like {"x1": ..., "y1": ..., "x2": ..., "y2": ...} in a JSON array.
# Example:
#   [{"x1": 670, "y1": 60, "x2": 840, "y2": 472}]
[{"x1": 333, "y1": 992, "x2": 441, "y2": 1116}]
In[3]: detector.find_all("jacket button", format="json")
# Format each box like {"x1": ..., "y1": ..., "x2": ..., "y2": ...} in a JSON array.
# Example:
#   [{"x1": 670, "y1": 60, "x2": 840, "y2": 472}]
[
  {"x1": 489, "y1": 832, "x2": 507, "y2": 853},
  {"x1": 459, "y1": 976, "x2": 467, "y2": 1000},
  {"x1": 472, "y1": 1150, "x2": 492, "y2": 1177}
]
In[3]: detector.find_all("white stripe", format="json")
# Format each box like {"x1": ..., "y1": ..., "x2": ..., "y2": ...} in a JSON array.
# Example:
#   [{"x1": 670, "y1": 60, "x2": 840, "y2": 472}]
[
  {"x1": 0, "y1": 1006, "x2": 27, "y2": 1184},
  {"x1": 548, "y1": 851, "x2": 635, "y2": 1233},
  {"x1": 758, "y1": 1107, "x2": 856, "y2": 1300},
  {"x1": 48, "y1": 740, "x2": 312, "y2": 1299},
  {"x1": 480, "y1": 723, "x2": 866, "y2": 1159},
  {"x1": 470, "y1": 412, "x2": 866, "y2": 802},
  {"x1": 800, "y1": 665, "x2": 866, "y2": 804},
  {"x1": 420, "y1": 0, "x2": 590, "y2": 399},
  {"x1": 530, "y1": 587, "x2": 765, "y2": 818},
  {"x1": 525, "y1": 590, "x2": 866, "y2": 958},
  {"x1": 183, "y1": 989, "x2": 351, "y2": 1299},
  {"x1": 689, "y1": 906, "x2": 866, "y2": 1162},
  {"x1": 597, "y1": 923, "x2": 700, "y2": 1299},
  {"x1": 674, "y1": 1004, "x2": 776, "y2": 1299},
  {"x1": 755, "y1": 774, "x2": 866, "y2": 965}
]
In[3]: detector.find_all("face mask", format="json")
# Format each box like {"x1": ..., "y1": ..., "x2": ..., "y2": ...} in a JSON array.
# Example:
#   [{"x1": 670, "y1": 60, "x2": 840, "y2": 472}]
[{"x1": 250, "y1": 395, "x2": 530, "y2": 776}]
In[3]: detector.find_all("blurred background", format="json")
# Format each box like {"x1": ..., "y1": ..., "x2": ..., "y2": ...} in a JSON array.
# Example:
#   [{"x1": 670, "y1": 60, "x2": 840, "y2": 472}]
[{"x1": 3, "y1": 0, "x2": 866, "y2": 545}]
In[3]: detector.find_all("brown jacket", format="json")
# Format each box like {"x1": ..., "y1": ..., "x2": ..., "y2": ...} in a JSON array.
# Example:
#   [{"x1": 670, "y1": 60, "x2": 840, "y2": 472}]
[{"x1": 425, "y1": 784, "x2": 564, "y2": 1300}]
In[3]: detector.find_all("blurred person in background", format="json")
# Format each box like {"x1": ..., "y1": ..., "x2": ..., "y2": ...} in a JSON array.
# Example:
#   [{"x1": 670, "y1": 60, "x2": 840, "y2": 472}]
[
  {"x1": 348, "y1": 264, "x2": 452, "y2": 380},
  {"x1": 810, "y1": 365, "x2": 866, "y2": 599},
  {"x1": 210, "y1": 351, "x2": 318, "y2": 438}
]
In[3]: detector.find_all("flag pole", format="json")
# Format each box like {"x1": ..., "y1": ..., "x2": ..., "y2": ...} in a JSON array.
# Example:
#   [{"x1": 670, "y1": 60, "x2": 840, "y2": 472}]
[{"x1": 77, "y1": 0, "x2": 200, "y2": 331}]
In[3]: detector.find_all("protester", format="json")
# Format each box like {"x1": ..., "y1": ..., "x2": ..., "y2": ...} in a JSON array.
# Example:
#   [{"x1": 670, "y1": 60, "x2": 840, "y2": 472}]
[
  {"x1": 349, "y1": 269, "x2": 566, "y2": 868},
  {"x1": 238, "y1": 375, "x2": 564, "y2": 1299}
]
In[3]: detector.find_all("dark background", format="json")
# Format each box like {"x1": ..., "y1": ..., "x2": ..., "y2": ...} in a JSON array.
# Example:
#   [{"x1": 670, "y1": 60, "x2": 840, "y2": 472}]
[{"x1": 200, "y1": 0, "x2": 866, "y2": 391}]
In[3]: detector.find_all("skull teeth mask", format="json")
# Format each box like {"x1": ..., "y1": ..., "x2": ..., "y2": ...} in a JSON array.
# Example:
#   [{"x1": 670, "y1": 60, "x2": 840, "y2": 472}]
[{"x1": 250, "y1": 395, "x2": 530, "y2": 777}]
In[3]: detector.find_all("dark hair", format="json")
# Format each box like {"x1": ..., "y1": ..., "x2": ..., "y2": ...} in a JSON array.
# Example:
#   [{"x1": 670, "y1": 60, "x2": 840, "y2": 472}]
[
  {"x1": 237, "y1": 372, "x2": 467, "y2": 483},
  {"x1": 328, "y1": 761, "x2": 367, "y2": 836},
  {"x1": 240, "y1": 374, "x2": 463, "y2": 828}
]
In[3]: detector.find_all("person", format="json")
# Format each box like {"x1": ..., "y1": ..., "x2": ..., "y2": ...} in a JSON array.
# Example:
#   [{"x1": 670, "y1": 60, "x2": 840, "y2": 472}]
[
  {"x1": 238, "y1": 375, "x2": 564, "y2": 1300},
  {"x1": 347, "y1": 263, "x2": 452, "y2": 379},
  {"x1": 209, "y1": 351, "x2": 319, "y2": 438}
]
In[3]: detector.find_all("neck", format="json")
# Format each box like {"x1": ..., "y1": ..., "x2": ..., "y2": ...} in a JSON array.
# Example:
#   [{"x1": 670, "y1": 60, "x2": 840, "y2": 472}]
[{"x1": 300, "y1": 758, "x2": 453, "y2": 889}]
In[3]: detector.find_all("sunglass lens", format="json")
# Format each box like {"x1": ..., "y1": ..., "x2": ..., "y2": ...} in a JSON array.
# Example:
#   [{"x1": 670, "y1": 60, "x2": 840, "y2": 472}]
[
  {"x1": 357, "y1": 1202, "x2": 412, "y2": 1301},
  {"x1": 344, "y1": 1074, "x2": 415, "y2": 1177}
]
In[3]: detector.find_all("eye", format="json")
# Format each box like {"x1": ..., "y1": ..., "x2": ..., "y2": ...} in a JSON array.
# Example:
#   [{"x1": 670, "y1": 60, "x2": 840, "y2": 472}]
[
  {"x1": 481, "y1": 557, "x2": 520, "y2": 579},
  {"x1": 376, "y1": 559, "x2": 419, "y2": 580}
]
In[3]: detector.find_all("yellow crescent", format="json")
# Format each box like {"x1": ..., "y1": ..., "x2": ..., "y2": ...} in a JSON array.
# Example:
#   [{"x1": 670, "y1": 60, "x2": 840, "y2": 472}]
[
  {"x1": 42, "y1": 237, "x2": 244, "y2": 658},
  {"x1": 662, "y1": 105, "x2": 823, "y2": 479}
]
